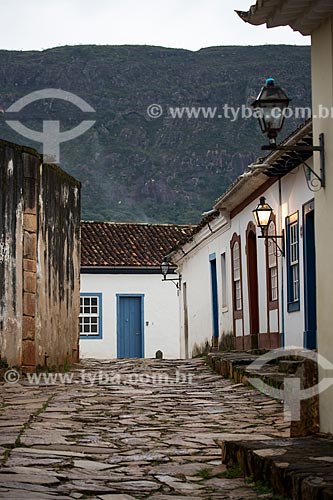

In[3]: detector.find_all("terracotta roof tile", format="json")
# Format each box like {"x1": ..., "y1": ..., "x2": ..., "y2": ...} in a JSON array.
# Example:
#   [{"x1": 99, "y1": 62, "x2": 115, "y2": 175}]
[{"x1": 81, "y1": 221, "x2": 195, "y2": 267}]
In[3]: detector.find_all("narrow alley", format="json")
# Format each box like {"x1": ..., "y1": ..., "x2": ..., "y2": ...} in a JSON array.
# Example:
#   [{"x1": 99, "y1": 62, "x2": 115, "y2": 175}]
[{"x1": 0, "y1": 359, "x2": 288, "y2": 499}]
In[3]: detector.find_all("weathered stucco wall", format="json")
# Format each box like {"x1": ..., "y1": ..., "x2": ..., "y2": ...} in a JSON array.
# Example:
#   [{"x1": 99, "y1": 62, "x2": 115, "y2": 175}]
[
  {"x1": 0, "y1": 139, "x2": 81, "y2": 370},
  {"x1": 35, "y1": 164, "x2": 81, "y2": 368},
  {"x1": 0, "y1": 142, "x2": 26, "y2": 366}
]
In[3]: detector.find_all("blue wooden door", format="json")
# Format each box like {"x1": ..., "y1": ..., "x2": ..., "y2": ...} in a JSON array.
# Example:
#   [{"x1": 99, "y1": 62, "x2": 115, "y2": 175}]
[
  {"x1": 303, "y1": 201, "x2": 317, "y2": 349},
  {"x1": 210, "y1": 256, "x2": 219, "y2": 340},
  {"x1": 117, "y1": 295, "x2": 143, "y2": 358}
]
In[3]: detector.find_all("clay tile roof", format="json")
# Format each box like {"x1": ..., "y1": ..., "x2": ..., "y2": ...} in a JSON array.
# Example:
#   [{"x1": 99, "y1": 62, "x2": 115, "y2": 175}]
[{"x1": 81, "y1": 221, "x2": 195, "y2": 267}]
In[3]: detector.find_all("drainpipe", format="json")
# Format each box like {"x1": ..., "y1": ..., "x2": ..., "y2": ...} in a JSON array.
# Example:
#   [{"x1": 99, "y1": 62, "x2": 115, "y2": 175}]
[{"x1": 279, "y1": 178, "x2": 285, "y2": 348}]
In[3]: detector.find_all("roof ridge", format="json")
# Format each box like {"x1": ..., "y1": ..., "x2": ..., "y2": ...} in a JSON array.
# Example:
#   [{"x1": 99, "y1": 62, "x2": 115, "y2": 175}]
[
  {"x1": 81, "y1": 219, "x2": 195, "y2": 267},
  {"x1": 81, "y1": 220, "x2": 195, "y2": 228}
]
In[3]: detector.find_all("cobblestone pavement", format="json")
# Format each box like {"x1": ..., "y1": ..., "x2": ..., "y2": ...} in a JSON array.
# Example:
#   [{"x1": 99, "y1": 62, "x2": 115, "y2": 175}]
[{"x1": 0, "y1": 359, "x2": 289, "y2": 499}]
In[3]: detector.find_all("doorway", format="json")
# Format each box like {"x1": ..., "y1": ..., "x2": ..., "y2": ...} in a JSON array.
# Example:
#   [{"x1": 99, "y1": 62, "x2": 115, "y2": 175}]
[
  {"x1": 209, "y1": 254, "x2": 219, "y2": 347},
  {"x1": 183, "y1": 283, "x2": 189, "y2": 359},
  {"x1": 246, "y1": 223, "x2": 259, "y2": 348},
  {"x1": 117, "y1": 295, "x2": 144, "y2": 358},
  {"x1": 303, "y1": 200, "x2": 317, "y2": 349}
]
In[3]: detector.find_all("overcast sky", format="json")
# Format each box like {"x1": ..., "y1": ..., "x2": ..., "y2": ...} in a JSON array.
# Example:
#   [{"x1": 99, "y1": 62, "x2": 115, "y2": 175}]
[{"x1": 1, "y1": 0, "x2": 309, "y2": 52}]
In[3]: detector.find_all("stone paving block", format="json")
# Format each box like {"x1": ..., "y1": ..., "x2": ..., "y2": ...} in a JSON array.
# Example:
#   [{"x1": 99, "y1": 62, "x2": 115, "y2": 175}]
[
  {"x1": 147, "y1": 496, "x2": 203, "y2": 500},
  {"x1": 0, "y1": 473, "x2": 60, "y2": 484},
  {"x1": 0, "y1": 489, "x2": 71, "y2": 499},
  {"x1": 73, "y1": 459, "x2": 118, "y2": 471},
  {"x1": 106, "y1": 480, "x2": 160, "y2": 492},
  {"x1": 98, "y1": 495, "x2": 138, "y2": 500},
  {"x1": 0, "y1": 358, "x2": 288, "y2": 499}
]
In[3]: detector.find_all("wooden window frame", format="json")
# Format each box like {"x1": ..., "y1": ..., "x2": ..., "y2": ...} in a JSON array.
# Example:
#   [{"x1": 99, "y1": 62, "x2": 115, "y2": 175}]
[
  {"x1": 286, "y1": 212, "x2": 300, "y2": 313},
  {"x1": 79, "y1": 293, "x2": 103, "y2": 339},
  {"x1": 266, "y1": 217, "x2": 279, "y2": 311},
  {"x1": 230, "y1": 233, "x2": 243, "y2": 320},
  {"x1": 221, "y1": 252, "x2": 228, "y2": 310}
]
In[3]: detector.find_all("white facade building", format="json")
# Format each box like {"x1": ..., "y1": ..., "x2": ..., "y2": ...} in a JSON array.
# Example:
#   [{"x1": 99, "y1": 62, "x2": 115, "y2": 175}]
[
  {"x1": 80, "y1": 222, "x2": 192, "y2": 359},
  {"x1": 238, "y1": 0, "x2": 333, "y2": 442},
  {"x1": 172, "y1": 122, "x2": 317, "y2": 358}
]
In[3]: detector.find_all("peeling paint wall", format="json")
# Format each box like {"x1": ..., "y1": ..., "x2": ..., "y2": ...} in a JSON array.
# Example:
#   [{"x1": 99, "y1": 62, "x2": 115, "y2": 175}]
[
  {"x1": 0, "y1": 140, "x2": 81, "y2": 370},
  {"x1": 0, "y1": 144, "x2": 25, "y2": 366},
  {"x1": 35, "y1": 164, "x2": 81, "y2": 368}
]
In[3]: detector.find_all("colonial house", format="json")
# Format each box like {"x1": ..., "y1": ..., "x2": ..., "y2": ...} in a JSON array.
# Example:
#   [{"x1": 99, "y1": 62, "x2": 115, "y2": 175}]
[
  {"x1": 171, "y1": 121, "x2": 316, "y2": 359},
  {"x1": 80, "y1": 221, "x2": 192, "y2": 359},
  {"x1": 0, "y1": 139, "x2": 81, "y2": 372},
  {"x1": 237, "y1": 0, "x2": 333, "y2": 444}
]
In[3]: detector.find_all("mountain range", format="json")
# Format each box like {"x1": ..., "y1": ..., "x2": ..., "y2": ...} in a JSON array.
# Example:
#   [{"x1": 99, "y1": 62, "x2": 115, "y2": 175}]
[{"x1": 0, "y1": 44, "x2": 311, "y2": 223}]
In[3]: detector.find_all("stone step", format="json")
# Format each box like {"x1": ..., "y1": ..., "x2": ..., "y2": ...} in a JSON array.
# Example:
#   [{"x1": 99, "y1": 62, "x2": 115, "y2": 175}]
[
  {"x1": 207, "y1": 351, "x2": 319, "y2": 437},
  {"x1": 207, "y1": 351, "x2": 284, "y2": 389},
  {"x1": 220, "y1": 435, "x2": 333, "y2": 500},
  {"x1": 278, "y1": 360, "x2": 303, "y2": 374}
]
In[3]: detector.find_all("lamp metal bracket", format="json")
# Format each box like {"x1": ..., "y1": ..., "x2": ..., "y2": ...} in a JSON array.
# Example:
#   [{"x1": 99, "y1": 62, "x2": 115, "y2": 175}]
[
  {"x1": 162, "y1": 275, "x2": 182, "y2": 292},
  {"x1": 261, "y1": 133, "x2": 325, "y2": 189},
  {"x1": 258, "y1": 234, "x2": 285, "y2": 257}
]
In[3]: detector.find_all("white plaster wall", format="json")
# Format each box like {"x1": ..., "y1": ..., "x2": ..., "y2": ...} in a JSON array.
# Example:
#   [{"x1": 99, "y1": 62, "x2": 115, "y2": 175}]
[
  {"x1": 80, "y1": 273, "x2": 180, "y2": 359},
  {"x1": 177, "y1": 221, "x2": 233, "y2": 358},
  {"x1": 312, "y1": 16, "x2": 333, "y2": 433},
  {"x1": 179, "y1": 249, "x2": 213, "y2": 357},
  {"x1": 280, "y1": 163, "x2": 315, "y2": 347},
  {"x1": 177, "y1": 163, "x2": 315, "y2": 355},
  {"x1": 227, "y1": 167, "x2": 314, "y2": 348},
  {"x1": 233, "y1": 169, "x2": 314, "y2": 347}
]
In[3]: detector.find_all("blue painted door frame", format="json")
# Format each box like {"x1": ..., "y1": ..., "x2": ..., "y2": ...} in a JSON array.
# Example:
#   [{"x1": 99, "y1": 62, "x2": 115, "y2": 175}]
[
  {"x1": 117, "y1": 294, "x2": 144, "y2": 358},
  {"x1": 303, "y1": 201, "x2": 317, "y2": 349},
  {"x1": 209, "y1": 254, "x2": 219, "y2": 339}
]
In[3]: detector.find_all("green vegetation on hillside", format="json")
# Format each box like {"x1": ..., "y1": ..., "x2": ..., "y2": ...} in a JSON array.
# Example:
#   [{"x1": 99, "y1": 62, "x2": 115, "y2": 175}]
[{"x1": 0, "y1": 45, "x2": 311, "y2": 223}]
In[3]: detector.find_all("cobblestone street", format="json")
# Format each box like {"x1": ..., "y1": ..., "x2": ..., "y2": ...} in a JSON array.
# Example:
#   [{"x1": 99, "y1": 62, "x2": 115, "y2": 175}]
[{"x1": 0, "y1": 359, "x2": 289, "y2": 499}]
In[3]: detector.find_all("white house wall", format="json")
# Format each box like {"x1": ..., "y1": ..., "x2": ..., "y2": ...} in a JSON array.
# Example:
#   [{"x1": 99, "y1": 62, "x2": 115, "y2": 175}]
[
  {"x1": 312, "y1": 15, "x2": 333, "y2": 433},
  {"x1": 176, "y1": 160, "x2": 316, "y2": 356},
  {"x1": 280, "y1": 163, "x2": 314, "y2": 347},
  {"x1": 180, "y1": 224, "x2": 233, "y2": 357},
  {"x1": 179, "y1": 247, "x2": 213, "y2": 358},
  {"x1": 80, "y1": 273, "x2": 180, "y2": 359},
  {"x1": 179, "y1": 223, "x2": 233, "y2": 358}
]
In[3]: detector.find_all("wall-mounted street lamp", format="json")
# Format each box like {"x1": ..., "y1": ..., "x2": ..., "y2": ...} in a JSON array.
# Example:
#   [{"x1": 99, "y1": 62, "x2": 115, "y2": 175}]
[
  {"x1": 160, "y1": 259, "x2": 182, "y2": 290},
  {"x1": 251, "y1": 78, "x2": 325, "y2": 190},
  {"x1": 253, "y1": 197, "x2": 285, "y2": 257},
  {"x1": 251, "y1": 77, "x2": 290, "y2": 143}
]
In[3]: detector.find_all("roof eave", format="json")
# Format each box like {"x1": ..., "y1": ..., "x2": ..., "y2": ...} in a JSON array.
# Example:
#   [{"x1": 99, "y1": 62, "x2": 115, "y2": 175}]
[
  {"x1": 236, "y1": 1, "x2": 333, "y2": 36},
  {"x1": 214, "y1": 120, "x2": 313, "y2": 213}
]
